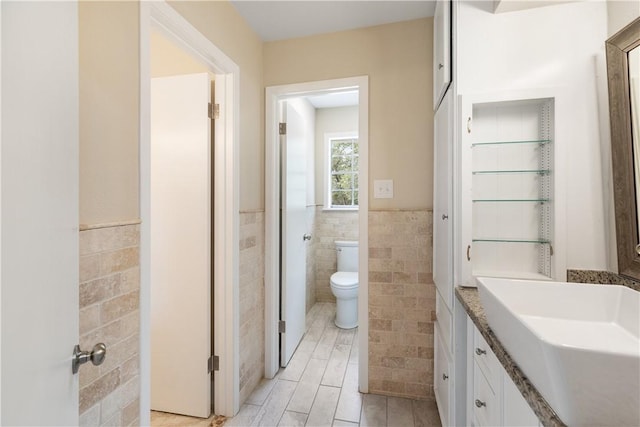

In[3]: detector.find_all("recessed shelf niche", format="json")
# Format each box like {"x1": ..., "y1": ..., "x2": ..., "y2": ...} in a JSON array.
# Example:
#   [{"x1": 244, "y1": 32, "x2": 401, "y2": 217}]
[{"x1": 470, "y1": 98, "x2": 554, "y2": 280}]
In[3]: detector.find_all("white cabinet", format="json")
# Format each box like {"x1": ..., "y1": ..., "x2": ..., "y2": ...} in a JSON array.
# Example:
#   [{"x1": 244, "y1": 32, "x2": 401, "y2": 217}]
[
  {"x1": 434, "y1": 326, "x2": 453, "y2": 426},
  {"x1": 433, "y1": 89, "x2": 454, "y2": 308},
  {"x1": 473, "y1": 362, "x2": 501, "y2": 427},
  {"x1": 434, "y1": 83, "x2": 455, "y2": 427},
  {"x1": 468, "y1": 319, "x2": 540, "y2": 427},
  {"x1": 503, "y1": 373, "x2": 541, "y2": 426},
  {"x1": 433, "y1": 0, "x2": 451, "y2": 109},
  {"x1": 471, "y1": 325, "x2": 502, "y2": 427},
  {"x1": 459, "y1": 94, "x2": 561, "y2": 285}
]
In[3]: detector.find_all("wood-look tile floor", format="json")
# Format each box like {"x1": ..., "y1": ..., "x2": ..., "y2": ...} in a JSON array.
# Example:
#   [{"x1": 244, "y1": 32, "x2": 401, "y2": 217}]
[
  {"x1": 151, "y1": 410, "x2": 222, "y2": 427},
  {"x1": 228, "y1": 303, "x2": 441, "y2": 427},
  {"x1": 153, "y1": 302, "x2": 441, "y2": 427}
]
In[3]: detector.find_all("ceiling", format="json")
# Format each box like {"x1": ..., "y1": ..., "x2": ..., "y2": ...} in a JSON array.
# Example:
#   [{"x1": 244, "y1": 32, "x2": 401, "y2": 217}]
[{"x1": 230, "y1": 1, "x2": 436, "y2": 42}]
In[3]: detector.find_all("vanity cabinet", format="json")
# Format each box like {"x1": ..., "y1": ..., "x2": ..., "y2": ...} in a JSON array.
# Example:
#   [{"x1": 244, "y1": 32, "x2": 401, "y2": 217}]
[
  {"x1": 459, "y1": 95, "x2": 560, "y2": 285},
  {"x1": 503, "y1": 372, "x2": 541, "y2": 427},
  {"x1": 433, "y1": 0, "x2": 451, "y2": 109},
  {"x1": 467, "y1": 319, "x2": 540, "y2": 427}
]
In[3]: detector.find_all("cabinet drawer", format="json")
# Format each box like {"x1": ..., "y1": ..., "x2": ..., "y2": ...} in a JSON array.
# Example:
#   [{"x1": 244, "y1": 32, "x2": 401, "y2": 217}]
[
  {"x1": 473, "y1": 328, "x2": 501, "y2": 391},
  {"x1": 473, "y1": 363, "x2": 500, "y2": 427},
  {"x1": 436, "y1": 290, "x2": 452, "y2": 351}
]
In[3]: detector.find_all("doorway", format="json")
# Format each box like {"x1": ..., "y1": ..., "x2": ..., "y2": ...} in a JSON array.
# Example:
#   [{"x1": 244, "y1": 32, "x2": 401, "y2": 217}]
[
  {"x1": 140, "y1": 2, "x2": 240, "y2": 422},
  {"x1": 265, "y1": 76, "x2": 370, "y2": 393},
  {"x1": 149, "y1": 28, "x2": 215, "y2": 419}
]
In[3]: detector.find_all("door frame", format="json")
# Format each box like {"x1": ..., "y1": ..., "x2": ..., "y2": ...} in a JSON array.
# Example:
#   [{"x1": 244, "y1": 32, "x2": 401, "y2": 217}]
[
  {"x1": 1, "y1": 5, "x2": 4, "y2": 420},
  {"x1": 139, "y1": 1, "x2": 240, "y2": 421},
  {"x1": 265, "y1": 76, "x2": 370, "y2": 393}
]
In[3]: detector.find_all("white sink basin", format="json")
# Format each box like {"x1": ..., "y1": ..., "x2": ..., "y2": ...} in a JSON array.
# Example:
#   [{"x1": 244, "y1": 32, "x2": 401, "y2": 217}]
[{"x1": 476, "y1": 277, "x2": 640, "y2": 427}]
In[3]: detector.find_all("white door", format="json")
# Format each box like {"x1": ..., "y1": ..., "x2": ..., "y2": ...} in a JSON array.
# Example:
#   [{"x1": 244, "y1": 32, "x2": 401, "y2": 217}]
[
  {"x1": 433, "y1": 90, "x2": 454, "y2": 308},
  {"x1": 150, "y1": 73, "x2": 211, "y2": 418},
  {"x1": 280, "y1": 100, "x2": 307, "y2": 366},
  {"x1": 1, "y1": 2, "x2": 79, "y2": 425}
]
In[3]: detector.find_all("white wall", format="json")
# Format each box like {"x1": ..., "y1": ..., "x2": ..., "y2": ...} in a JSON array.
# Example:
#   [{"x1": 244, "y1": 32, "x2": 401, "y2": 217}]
[
  {"x1": 314, "y1": 106, "x2": 359, "y2": 206},
  {"x1": 265, "y1": 19, "x2": 431, "y2": 210},
  {"x1": 607, "y1": 0, "x2": 640, "y2": 37},
  {"x1": 457, "y1": 0, "x2": 609, "y2": 270}
]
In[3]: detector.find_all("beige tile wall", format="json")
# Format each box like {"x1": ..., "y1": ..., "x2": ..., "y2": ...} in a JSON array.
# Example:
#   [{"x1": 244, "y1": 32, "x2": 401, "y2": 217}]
[
  {"x1": 368, "y1": 210, "x2": 436, "y2": 400},
  {"x1": 79, "y1": 222, "x2": 141, "y2": 426},
  {"x1": 314, "y1": 207, "x2": 359, "y2": 302},
  {"x1": 239, "y1": 211, "x2": 266, "y2": 404}
]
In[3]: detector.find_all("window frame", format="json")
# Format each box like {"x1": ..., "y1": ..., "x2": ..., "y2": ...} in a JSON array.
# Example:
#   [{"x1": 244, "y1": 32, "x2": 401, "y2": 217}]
[{"x1": 324, "y1": 132, "x2": 359, "y2": 210}]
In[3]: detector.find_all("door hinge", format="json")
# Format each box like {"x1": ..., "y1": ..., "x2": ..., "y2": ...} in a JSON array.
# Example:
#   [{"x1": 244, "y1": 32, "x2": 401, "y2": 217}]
[
  {"x1": 279, "y1": 122, "x2": 287, "y2": 135},
  {"x1": 208, "y1": 103, "x2": 220, "y2": 120},
  {"x1": 208, "y1": 355, "x2": 219, "y2": 373},
  {"x1": 278, "y1": 320, "x2": 286, "y2": 333}
]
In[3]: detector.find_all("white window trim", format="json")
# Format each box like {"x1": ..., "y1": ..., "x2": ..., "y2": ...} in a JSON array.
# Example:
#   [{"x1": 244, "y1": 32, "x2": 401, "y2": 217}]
[{"x1": 324, "y1": 131, "x2": 359, "y2": 210}]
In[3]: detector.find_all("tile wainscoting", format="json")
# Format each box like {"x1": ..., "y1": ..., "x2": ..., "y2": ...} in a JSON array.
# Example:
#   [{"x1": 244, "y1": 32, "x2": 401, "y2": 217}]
[
  {"x1": 368, "y1": 209, "x2": 436, "y2": 400},
  {"x1": 78, "y1": 212, "x2": 268, "y2": 422},
  {"x1": 78, "y1": 221, "x2": 141, "y2": 426},
  {"x1": 239, "y1": 211, "x2": 266, "y2": 404},
  {"x1": 75, "y1": 208, "x2": 434, "y2": 422}
]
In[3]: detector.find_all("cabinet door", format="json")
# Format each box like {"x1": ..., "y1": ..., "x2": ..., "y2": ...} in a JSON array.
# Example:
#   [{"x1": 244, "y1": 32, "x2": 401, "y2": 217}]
[
  {"x1": 433, "y1": 89, "x2": 454, "y2": 307},
  {"x1": 473, "y1": 365, "x2": 501, "y2": 427},
  {"x1": 503, "y1": 374, "x2": 540, "y2": 426},
  {"x1": 434, "y1": 327, "x2": 453, "y2": 426},
  {"x1": 459, "y1": 97, "x2": 474, "y2": 285},
  {"x1": 433, "y1": 0, "x2": 451, "y2": 109}
]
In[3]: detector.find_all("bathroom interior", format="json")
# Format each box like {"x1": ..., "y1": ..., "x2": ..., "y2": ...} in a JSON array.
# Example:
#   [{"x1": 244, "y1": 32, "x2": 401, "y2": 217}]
[
  {"x1": 4, "y1": 1, "x2": 640, "y2": 427},
  {"x1": 151, "y1": 2, "x2": 640, "y2": 425},
  {"x1": 278, "y1": 93, "x2": 361, "y2": 318},
  {"x1": 276, "y1": 91, "x2": 361, "y2": 371}
]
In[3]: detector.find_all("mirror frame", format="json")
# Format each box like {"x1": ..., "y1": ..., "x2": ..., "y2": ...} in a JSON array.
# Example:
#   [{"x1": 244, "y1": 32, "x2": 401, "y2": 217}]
[{"x1": 606, "y1": 16, "x2": 640, "y2": 281}]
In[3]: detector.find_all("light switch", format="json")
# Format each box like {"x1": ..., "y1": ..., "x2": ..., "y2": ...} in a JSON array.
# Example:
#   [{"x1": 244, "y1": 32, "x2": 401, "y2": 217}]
[{"x1": 374, "y1": 179, "x2": 393, "y2": 199}]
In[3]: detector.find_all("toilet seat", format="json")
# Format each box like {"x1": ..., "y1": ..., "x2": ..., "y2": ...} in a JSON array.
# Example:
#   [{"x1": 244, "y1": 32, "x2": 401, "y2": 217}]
[{"x1": 330, "y1": 272, "x2": 358, "y2": 288}]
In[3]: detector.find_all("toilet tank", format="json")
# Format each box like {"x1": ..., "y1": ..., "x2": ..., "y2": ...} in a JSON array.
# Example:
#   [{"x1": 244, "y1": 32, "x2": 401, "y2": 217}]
[{"x1": 336, "y1": 240, "x2": 358, "y2": 272}]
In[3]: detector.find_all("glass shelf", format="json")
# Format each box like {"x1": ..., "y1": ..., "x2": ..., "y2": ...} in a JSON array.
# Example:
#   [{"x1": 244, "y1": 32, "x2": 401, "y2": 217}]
[
  {"x1": 472, "y1": 169, "x2": 550, "y2": 175},
  {"x1": 472, "y1": 238, "x2": 551, "y2": 244},
  {"x1": 472, "y1": 199, "x2": 550, "y2": 203},
  {"x1": 472, "y1": 139, "x2": 552, "y2": 147}
]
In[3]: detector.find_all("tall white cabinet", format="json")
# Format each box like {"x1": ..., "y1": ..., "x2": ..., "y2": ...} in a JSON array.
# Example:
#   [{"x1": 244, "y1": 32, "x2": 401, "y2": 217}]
[
  {"x1": 432, "y1": 2, "x2": 565, "y2": 426},
  {"x1": 433, "y1": 89, "x2": 454, "y2": 426},
  {"x1": 432, "y1": 1, "x2": 457, "y2": 425}
]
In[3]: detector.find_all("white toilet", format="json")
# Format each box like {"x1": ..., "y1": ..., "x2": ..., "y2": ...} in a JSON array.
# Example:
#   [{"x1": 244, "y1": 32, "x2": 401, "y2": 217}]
[{"x1": 330, "y1": 240, "x2": 359, "y2": 329}]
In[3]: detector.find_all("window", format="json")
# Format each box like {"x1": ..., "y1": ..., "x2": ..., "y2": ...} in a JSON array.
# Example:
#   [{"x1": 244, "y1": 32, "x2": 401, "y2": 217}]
[{"x1": 327, "y1": 135, "x2": 358, "y2": 209}]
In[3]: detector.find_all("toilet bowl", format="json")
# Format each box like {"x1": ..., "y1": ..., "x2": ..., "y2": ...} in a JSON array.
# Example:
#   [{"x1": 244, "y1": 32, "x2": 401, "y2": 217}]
[{"x1": 330, "y1": 240, "x2": 359, "y2": 329}]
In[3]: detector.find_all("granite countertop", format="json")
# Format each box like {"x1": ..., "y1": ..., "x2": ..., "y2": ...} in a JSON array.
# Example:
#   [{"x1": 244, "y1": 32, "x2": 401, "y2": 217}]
[{"x1": 455, "y1": 286, "x2": 567, "y2": 427}]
